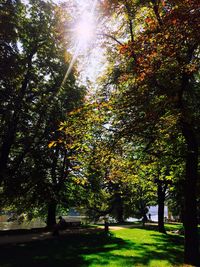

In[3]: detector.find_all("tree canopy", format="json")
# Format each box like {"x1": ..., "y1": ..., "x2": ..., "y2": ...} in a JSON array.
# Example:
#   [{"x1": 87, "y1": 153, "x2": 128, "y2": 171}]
[{"x1": 0, "y1": 0, "x2": 199, "y2": 265}]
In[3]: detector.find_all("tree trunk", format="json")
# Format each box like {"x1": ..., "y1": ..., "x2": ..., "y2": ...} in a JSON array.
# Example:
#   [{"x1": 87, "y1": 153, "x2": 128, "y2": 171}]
[
  {"x1": 0, "y1": 50, "x2": 36, "y2": 185},
  {"x1": 157, "y1": 181, "x2": 166, "y2": 233},
  {"x1": 182, "y1": 123, "x2": 199, "y2": 266},
  {"x1": 46, "y1": 202, "x2": 57, "y2": 228},
  {"x1": 116, "y1": 194, "x2": 124, "y2": 223},
  {"x1": 0, "y1": 119, "x2": 18, "y2": 181}
]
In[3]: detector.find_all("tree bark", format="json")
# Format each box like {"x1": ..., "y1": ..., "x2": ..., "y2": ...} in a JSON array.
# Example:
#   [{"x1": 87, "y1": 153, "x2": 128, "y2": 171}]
[
  {"x1": 157, "y1": 181, "x2": 166, "y2": 233},
  {"x1": 115, "y1": 193, "x2": 124, "y2": 223},
  {"x1": 116, "y1": 198, "x2": 124, "y2": 224},
  {"x1": 0, "y1": 49, "x2": 36, "y2": 185},
  {"x1": 182, "y1": 122, "x2": 199, "y2": 266},
  {"x1": 46, "y1": 202, "x2": 57, "y2": 228}
]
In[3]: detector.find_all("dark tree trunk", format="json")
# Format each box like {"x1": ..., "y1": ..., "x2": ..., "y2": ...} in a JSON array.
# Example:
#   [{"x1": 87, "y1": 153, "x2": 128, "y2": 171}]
[
  {"x1": 115, "y1": 194, "x2": 124, "y2": 223},
  {"x1": 47, "y1": 202, "x2": 57, "y2": 228},
  {"x1": 182, "y1": 122, "x2": 199, "y2": 266},
  {"x1": 157, "y1": 182, "x2": 166, "y2": 233},
  {"x1": 0, "y1": 50, "x2": 36, "y2": 185},
  {"x1": 0, "y1": 119, "x2": 18, "y2": 180}
]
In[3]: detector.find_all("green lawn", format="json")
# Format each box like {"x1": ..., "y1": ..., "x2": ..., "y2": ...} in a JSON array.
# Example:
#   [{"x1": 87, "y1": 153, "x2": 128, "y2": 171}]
[{"x1": 0, "y1": 225, "x2": 187, "y2": 267}]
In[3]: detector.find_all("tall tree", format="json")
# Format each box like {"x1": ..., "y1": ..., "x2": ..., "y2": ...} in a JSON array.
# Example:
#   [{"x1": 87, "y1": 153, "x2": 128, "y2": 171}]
[
  {"x1": 0, "y1": 0, "x2": 85, "y2": 225},
  {"x1": 101, "y1": 0, "x2": 200, "y2": 264}
]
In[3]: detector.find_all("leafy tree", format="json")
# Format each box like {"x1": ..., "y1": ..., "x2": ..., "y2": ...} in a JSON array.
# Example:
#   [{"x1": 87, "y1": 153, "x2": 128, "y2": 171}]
[
  {"x1": 0, "y1": 0, "x2": 85, "y2": 226},
  {"x1": 59, "y1": 102, "x2": 157, "y2": 224},
  {"x1": 100, "y1": 0, "x2": 200, "y2": 264}
]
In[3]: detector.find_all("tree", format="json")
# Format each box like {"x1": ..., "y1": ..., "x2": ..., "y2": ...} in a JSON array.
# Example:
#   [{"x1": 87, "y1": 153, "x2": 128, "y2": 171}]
[
  {"x1": 100, "y1": 0, "x2": 200, "y2": 264},
  {"x1": 0, "y1": 0, "x2": 86, "y2": 226},
  {"x1": 58, "y1": 101, "x2": 157, "y2": 225}
]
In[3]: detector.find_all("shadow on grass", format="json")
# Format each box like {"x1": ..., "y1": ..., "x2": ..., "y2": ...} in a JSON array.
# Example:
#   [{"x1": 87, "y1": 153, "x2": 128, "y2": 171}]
[
  {"x1": 0, "y1": 229, "x2": 185, "y2": 267},
  {"x1": 135, "y1": 232, "x2": 184, "y2": 266}
]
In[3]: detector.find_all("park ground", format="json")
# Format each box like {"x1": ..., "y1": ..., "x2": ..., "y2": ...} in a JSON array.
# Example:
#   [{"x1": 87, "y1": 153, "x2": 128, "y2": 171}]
[{"x1": 0, "y1": 223, "x2": 198, "y2": 267}]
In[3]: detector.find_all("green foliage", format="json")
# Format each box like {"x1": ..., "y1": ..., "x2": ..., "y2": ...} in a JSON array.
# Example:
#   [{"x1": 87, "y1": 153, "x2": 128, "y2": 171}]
[
  {"x1": 0, "y1": 0, "x2": 86, "y2": 219},
  {"x1": 100, "y1": 0, "x2": 200, "y2": 263}
]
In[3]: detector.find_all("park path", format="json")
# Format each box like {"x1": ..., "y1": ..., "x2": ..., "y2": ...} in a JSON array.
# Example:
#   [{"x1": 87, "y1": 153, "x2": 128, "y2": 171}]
[
  {"x1": 0, "y1": 231, "x2": 53, "y2": 245},
  {"x1": 98, "y1": 224, "x2": 138, "y2": 230},
  {"x1": 0, "y1": 224, "x2": 139, "y2": 245}
]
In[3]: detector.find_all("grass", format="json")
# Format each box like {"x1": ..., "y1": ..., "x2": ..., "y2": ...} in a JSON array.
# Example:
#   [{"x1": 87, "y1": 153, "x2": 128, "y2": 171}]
[{"x1": 0, "y1": 224, "x2": 190, "y2": 267}]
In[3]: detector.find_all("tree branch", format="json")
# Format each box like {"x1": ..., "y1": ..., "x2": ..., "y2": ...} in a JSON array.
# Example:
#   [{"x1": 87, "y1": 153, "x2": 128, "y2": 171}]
[
  {"x1": 99, "y1": 33, "x2": 123, "y2": 46},
  {"x1": 151, "y1": 0, "x2": 163, "y2": 27}
]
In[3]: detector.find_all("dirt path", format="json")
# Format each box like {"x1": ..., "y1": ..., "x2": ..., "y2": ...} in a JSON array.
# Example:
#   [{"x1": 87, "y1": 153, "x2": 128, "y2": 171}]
[
  {"x1": 0, "y1": 231, "x2": 53, "y2": 245},
  {"x1": 0, "y1": 228, "x2": 102, "y2": 245},
  {"x1": 0, "y1": 224, "x2": 150, "y2": 245},
  {"x1": 98, "y1": 224, "x2": 138, "y2": 230}
]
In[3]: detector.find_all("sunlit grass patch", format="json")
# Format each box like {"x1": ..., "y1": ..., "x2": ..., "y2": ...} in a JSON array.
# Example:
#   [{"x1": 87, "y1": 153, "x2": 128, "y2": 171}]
[{"x1": 0, "y1": 225, "x2": 186, "y2": 267}]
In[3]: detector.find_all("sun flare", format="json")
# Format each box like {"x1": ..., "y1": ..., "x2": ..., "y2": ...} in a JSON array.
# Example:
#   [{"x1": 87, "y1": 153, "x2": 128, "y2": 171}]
[
  {"x1": 75, "y1": 14, "x2": 95, "y2": 48},
  {"x1": 61, "y1": 0, "x2": 98, "y2": 86}
]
